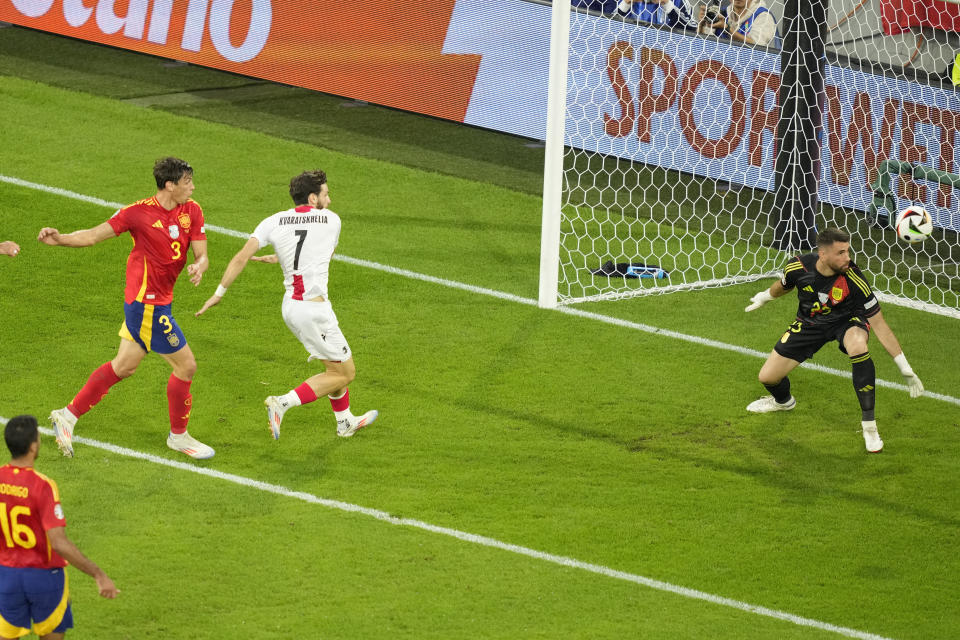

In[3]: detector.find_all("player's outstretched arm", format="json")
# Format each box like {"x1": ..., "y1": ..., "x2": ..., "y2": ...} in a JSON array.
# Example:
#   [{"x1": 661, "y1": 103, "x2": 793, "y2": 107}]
[
  {"x1": 745, "y1": 280, "x2": 788, "y2": 312},
  {"x1": 47, "y1": 527, "x2": 118, "y2": 599},
  {"x1": 196, "y1": 237, "x2": 261, "y2": 316},
  {"x1": 0, "y1": 241, "x2": 20, "y2": 257},
  {"x1": 186, "y1": 239, "x2": 209, "y2": 286},
  {"x1": 250, "y1": 254, "x2": 278, "y2": 263},
  {"x1": 37, "y1": 221, "x2": 115, "y2": 248},
  {"x1": 869, "y1": 310, "x2": 924, "y2": 397}
]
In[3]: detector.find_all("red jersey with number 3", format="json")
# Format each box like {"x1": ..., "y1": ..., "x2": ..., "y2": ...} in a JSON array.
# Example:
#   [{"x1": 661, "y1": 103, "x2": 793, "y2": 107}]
[
  {"x1": 0, "y1": 465, "x2": 67, "y2": 569},
  {"x1": 108, "y1": 197, "x2": 206, "y2": 305}
]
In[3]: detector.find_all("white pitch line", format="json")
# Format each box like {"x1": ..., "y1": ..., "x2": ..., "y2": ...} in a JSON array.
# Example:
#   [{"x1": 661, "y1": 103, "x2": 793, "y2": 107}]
[
  {"x1": 0, "y1": 415, "x2": 894, "y2": 640},
  {"x1": 3, "y1": 172, "x2": 958, "y2": 408}
]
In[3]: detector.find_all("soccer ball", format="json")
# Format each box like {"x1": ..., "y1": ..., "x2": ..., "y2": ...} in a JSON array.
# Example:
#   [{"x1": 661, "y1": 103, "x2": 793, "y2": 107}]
[{"x1": 894, "y1": 205, "x2": 933, "y2": 243}]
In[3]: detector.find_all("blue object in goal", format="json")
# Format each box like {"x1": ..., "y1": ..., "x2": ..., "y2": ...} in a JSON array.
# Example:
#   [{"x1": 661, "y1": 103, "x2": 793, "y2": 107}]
[
  {"x1": 625, "y1": 264, "x2": 668, "y2": 279},
  {"x1": 592, "y1": 261, "x2": 669, "y2": 279}
]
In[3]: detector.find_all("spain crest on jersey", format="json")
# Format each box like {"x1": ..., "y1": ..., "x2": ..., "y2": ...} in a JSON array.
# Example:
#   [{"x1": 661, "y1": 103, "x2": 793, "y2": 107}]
[
  {"x1": 831, "y1": 276, "x2": 850, "y2": 303},
  {"x1": 178, "y1": 212, "x2": 191, "y2": 229},
  {"x1": 167, "y1": 333, "x2": 181, "y2": 348}
]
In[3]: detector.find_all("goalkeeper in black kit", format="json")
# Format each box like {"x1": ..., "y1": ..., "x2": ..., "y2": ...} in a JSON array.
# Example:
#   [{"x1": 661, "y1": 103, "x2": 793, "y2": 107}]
[{"x1": 743, "y1": 228, "x2": 924, "y2": 453}]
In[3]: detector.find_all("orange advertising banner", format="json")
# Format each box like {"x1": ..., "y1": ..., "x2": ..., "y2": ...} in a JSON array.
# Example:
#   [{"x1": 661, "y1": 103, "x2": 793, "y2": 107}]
[{"x1": 0, "y1": 0, "x2": 482, "y2": 122}]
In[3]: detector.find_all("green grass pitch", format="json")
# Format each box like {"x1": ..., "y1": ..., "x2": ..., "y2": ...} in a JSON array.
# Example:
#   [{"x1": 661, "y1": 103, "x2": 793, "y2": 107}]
[{"x1": 1, "y1": 27, "x2": 959, "y2": 639}]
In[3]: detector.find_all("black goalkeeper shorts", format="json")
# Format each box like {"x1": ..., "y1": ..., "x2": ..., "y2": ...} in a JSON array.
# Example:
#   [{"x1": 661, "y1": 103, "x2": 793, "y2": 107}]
[{"x1": 773, "y1": 316, "x2": 871, "y2": 363}]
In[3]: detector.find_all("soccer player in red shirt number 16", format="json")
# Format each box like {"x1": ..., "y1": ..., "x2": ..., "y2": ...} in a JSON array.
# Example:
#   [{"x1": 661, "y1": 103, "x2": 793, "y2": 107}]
[
  {"x1": 37, "y1": 157, "x2": 215, "y2": 460},
  {"x1": 0, "y1": 415, "x2": 117, "y2": 639}
]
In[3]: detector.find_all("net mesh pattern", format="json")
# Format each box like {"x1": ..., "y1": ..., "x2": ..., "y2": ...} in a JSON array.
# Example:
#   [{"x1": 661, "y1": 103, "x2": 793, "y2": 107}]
[{"x1": 555, "y1": 2, "x2": 960, "y2": 316}]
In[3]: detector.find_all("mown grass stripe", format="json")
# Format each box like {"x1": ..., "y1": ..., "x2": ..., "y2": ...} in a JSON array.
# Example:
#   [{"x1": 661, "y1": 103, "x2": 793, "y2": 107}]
[
  {"x1": 0, "y1": 416, "x2": 895, "y2": 640},
  {"x1": 3, "y1": 172, "x2": 955, "y2": 407}
]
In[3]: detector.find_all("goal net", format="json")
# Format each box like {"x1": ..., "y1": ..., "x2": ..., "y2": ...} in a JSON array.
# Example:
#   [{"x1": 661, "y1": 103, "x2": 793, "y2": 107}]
[{"x1": 539, "y1": 0, "x2": 960, "y2": 318}]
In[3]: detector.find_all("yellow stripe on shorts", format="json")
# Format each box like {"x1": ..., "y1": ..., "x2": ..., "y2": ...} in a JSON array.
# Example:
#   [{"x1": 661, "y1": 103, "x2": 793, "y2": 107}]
[
  {"x1": 0, "y1": 611, "x2": 29, "y2": 638},
  {"x1": 32, "y1": 570, "x2": 69, "y2": 636},
  {"x1": 138, "y1": 304, "x2": 155, "y2": 349}
]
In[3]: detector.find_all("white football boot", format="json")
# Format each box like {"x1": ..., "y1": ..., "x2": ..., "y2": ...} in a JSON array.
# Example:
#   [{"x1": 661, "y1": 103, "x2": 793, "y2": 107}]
[
  {"x1": 49, "y1": 408, "x2": 77, "y2": 458},
  {"x1": 336, "y1": 410, "x2": 379, "y2": 438},
  {"x1": 861, "y1": 421, "x2": 884, "y2": 453},
  {"x1": 746, "y1": 396, "x2": 796, "y2": 413},
  {"x1": 167, "y1": 431, "x2": 215, "y2": 459},
  {"x1": 264, "y1": 396, "x2": 288, "y2": 440}
]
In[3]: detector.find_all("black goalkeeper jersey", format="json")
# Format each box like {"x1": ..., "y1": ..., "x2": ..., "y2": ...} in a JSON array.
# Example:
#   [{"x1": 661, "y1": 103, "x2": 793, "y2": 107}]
[{"x1": 780, "y1": 253, "x2": 881, "y2": 326}]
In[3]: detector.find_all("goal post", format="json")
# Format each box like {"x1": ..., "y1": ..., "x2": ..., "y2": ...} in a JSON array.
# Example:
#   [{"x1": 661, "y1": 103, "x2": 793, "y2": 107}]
[
  {"x1": 538, "y1": 0, "x2": 572, "y2": 310},
  {"x1": 538, "y1": 0, "x2": 960, "y2": 318}
]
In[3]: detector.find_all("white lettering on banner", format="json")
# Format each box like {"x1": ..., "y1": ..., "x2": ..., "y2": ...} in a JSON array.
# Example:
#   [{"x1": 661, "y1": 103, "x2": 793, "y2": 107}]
[
  {"x1": 208, "y1": 0, "x2": 272, "y2": 63},
  {"x1": 8, "y1": 0, "x2": 271, "y2": 63},
  {"x1": 146, "y1": 0, "x2": 173, "y2": 44},
  {"x1": 181, "y1": 0, "x2": 208, "y2": 52},
  {"x1": 62, "y1": 0, "x2": 90, "y2": 26},
  {"x1": 95, "y1": 0, "x2": 148, "y2": 37},
  {"x1": 9, "y1": 0, "x2": 54, "y2": 18}
]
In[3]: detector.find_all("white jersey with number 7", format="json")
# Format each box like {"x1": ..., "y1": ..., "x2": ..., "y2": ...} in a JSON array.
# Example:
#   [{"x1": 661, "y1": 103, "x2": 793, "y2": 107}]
[{"x1": 251, "y1": 205, "x2": 341, "y2": 301}]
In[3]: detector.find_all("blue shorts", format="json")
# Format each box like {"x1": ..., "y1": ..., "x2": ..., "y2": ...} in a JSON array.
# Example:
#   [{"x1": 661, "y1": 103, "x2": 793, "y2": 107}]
[
  {"x1": 119, "y1": 301, "x2": 187, "y2": 354},
  {"x1": 0, "y1": 566, "x2": 72, "y2": 638}
]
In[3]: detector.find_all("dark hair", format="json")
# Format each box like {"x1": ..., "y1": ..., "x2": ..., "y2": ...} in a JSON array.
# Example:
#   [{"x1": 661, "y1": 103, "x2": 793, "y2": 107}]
[
  {"x1": 154, "y1": 157, "x2": 193, "y2": 189},
  {"x1": 5, "y1": 415, "x2": 39, "y2": 458},
  {"x1": 816, "y1": 227, "x2": 850, "y2": 248},
  {"x1": 289, "y1": 170, "x2": 328, "y2": 206}
]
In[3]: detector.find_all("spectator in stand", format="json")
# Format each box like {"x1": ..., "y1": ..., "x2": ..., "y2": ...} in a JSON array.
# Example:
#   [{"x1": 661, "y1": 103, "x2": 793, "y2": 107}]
[
  {"x1": 616, "y1": 0, "x2": 698, "y2": 30},
  {"x1": 699, "y1": 0, "x2": 778, "y2": 47}
]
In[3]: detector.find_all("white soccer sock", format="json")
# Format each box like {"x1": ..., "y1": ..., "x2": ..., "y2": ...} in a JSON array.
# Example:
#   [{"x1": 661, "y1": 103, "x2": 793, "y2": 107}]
[
  {"x1": 279, "y1": 390, "x2": 302, "y2": 409},
  {"x1": 328, "y1": 390, "x2": 353, "y2": 422}
]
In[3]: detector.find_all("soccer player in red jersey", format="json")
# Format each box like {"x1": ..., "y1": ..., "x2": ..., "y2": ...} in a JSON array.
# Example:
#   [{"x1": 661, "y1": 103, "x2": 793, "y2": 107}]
[
  {"x1": 0, "y1": 415, "x2": 117, "y2": 639},
  {"x1": 37, "y1": 157, "x2": 215, "y2": 459}
]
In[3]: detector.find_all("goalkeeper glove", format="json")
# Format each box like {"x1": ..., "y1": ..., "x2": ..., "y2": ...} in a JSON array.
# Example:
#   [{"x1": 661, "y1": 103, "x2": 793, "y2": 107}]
[
  {"x1": 745, "y1": 290, "x2": 774, "y2": 312},
  {"x1": 894, "y1": 353, "x2": 924, "y2": 398}
]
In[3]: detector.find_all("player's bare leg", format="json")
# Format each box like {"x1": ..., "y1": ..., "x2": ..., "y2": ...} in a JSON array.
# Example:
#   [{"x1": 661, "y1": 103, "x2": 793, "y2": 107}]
[
  {"x1": 111, "y1": 337, "x2": 149, "y2": 377},
  {"x1": 266, "y1": 359, "x2": 353, "y2": 438},
  {"x1": 159, "y1": 344, "x2": 214, "y2": 459},
  {"x1": 309, "y1": 358, "x2": 355, "y2": 397},
  {"x1": 50, "y1": 339, "x2": 146, "y2": 457},
  {"x1": 747, "y1": 350, "x2": 801, "y2": 413},
  {"x1": 317, "y1": 360, "x2": 378, "y2": 437},
  {"x1": 159, "y1": 341, "x2": 197, "y2": 381},
  {"x1": 843, "y1": 327, "x2": 882, "y2": 452},
  {"x1": 264, "y1": 358, "x2": 377, "y2": 439}
]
